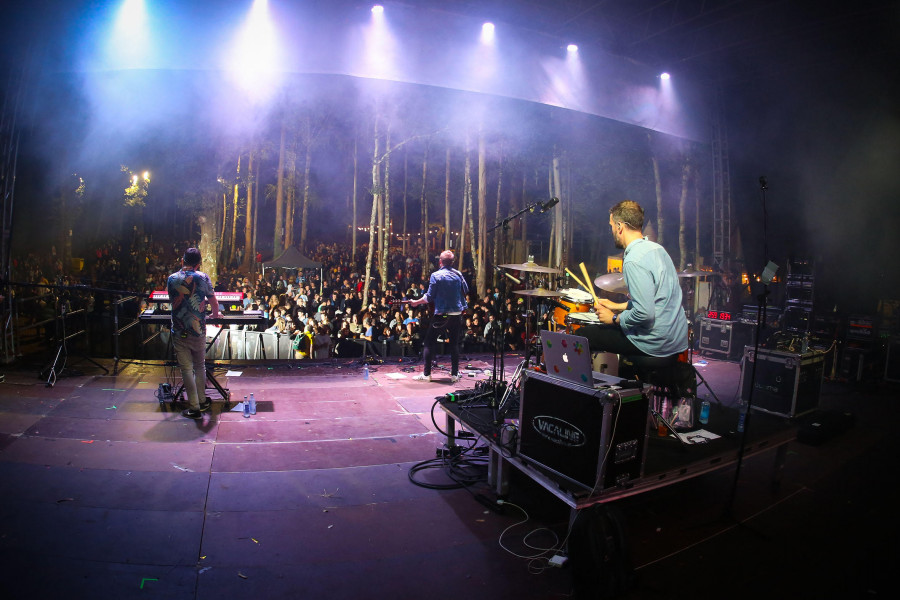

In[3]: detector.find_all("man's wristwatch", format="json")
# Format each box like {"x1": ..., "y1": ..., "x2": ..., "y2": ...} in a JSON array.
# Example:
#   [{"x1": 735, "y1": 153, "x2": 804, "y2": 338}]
[{"x1": 612, "y1": 313, "x2": 619, "y2": 324}]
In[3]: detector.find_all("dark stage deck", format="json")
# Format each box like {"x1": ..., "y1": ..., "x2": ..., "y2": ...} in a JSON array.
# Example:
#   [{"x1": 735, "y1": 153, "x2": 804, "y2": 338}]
[{"x1": 0, "y1": 353, "x2": 896, "y2": 599}]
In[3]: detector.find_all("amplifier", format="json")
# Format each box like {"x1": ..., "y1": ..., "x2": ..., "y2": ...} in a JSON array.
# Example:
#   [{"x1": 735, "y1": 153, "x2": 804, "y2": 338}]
[
  {"x1": 885, "y1": 341, "x2": 900, "y2": 383},
  {"x1": 517, "y1": 371, "x2": 647, "y2": 493},
  {"x1": 740, "y1": 347, "x2": 825, "y2": 418},
  {"x1": 847, "y1": 314, "x2": 875, "y2": 341},
  {"x1": 783, "y1": 306, "x2": 811, "y2": 333},
  {"x1": 699, "y1": 317, "x2": 733, "y2": 356}
]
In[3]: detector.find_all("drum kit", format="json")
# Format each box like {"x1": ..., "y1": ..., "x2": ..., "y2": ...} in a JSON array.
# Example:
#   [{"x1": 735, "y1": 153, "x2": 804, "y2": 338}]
[{"x1": 500, "y1": 259, "x2": 625, "y2": 337}]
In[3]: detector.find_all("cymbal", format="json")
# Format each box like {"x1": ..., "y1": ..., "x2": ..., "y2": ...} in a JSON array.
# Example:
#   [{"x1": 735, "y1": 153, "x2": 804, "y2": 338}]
[
  {"x1": 499, "y1": 261, "x2": 562, "y2": 274},
  {"x1": 514, "y1": 288, "x2": 562, "y2": 298},
  {"x1": 678, "y1": 269, "x2": 719, "y2": 278},
  {"x1": 594, "y1": 273, "x2": 627, "y2": 294}
]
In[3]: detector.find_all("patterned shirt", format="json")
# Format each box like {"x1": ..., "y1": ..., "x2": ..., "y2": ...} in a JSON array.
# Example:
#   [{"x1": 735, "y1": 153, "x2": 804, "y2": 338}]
[{"x1": 167, "y1": 267, "x2": 217, "y2": 337}]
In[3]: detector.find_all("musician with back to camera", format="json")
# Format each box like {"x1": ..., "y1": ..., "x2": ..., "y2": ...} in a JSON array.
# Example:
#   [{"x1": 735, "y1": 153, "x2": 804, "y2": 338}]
[
  {"x1": 584, "y1": 200, "x2": 688, "y2": 358},
  {"x1": 167, "y1": 247, "x2": 220, "y2": 419},
  {"x1": 408, "y1": 250, "x2": 468, "y2": 383}
]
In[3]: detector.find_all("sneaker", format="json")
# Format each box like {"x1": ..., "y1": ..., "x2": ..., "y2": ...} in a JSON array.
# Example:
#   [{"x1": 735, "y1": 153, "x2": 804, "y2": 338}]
[
  {"x1": 449, "y1": 374, "x2": 461, "y2": 384},
  {"x1": 413, "y1": 374, "x2": 431, "y2": 382},
  {"x1": 199, "y1": 400, "x2": 212, "y2": 412},
  {"x1": 182, "y1": 408, "x2": 202, "y2": 419}
]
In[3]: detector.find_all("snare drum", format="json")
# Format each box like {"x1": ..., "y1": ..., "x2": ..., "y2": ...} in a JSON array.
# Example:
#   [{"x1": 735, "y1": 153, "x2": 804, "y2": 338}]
[
  {"x1": 565, "y1": 311, "x2": 600, "y2": 333},
  {"x1": 553, "y1": 288, "x2": 594, "y2": 327}
]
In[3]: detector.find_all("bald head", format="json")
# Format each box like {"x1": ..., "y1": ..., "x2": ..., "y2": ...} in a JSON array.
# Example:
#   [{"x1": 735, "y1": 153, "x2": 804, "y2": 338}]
[{"x1": 439, "y1": 250, "x2": 455, "y2": 267}]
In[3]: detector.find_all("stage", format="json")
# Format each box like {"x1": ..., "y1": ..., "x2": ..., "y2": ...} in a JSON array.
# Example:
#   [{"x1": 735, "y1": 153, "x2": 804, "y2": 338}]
[{"x1": 0, "y1": 353, "x2": 896, "y2": 599}]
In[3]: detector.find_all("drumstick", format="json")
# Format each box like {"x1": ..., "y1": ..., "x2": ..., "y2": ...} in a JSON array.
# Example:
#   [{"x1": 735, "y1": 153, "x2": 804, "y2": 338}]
[
  {"x1": 564, "y1": 267, "x2": 589, "y2": 293},
  {"x1": 579, "y1": 262, "x2": 601, "y2": 308}
]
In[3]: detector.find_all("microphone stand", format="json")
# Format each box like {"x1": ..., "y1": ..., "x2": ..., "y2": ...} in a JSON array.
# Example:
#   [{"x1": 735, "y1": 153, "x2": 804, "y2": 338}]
[
  {"x1": 486, "y1": 199, "x2": 553, "y2": 413},
  {"x1": 487, "y1": 200, "x2": 545, "y2": 233},
  {"x1": 724, "y1": 176, "x2": 775, "y2": 519}
]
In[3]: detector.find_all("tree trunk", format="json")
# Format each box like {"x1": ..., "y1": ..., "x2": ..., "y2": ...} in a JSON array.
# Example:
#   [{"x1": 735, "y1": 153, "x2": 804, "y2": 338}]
[
  {"x1": 444, "y1": 147, "x2": 451, "y2": 250},
  {"x1": 520, "y1": 171, "x2": 527, "y2": 257},
  {"x1": 492, "y1": 144, "x2": 503, "y2": 287},
  {"x1": 363, "y1": 115, "x2": 381, "y2": 304},
  {"x1": 552, "y1": 152, "x2": 563, "y2": 268},
  {"x1": 402, "y1": 146, "x2": 409, "y2": 254},
  {"x1": 352, "y1": 132, "x2": 358, "y2": 261},
  {"x1": 199, "y1": 210, "x2": 219, "y2": 287},
  {"x1": 249, "y1": 162, "x2": 259, "y2": 270},
  {"x1": 650, "y1": 134, "x2": 664, "y2": 247},
  {"x1": 459, "y1": 136, "x2": 471, "y2": 270},
  {"x1": 476, "y1": 129, "x2": 487, "y2": 297},
  {"x1": 229, "y1": 155, "x2": 240, "y2": 267},
  {"x1": 381, "y1": 122, "x2": 391, "y2": 290},
  {"x1": 300, "y1": 118, "x2": 312, "y2": 250},
  {"x1": 219, "y1": 189, "x2": 228, "y2": 266},
  {"x1": 419, "y1": 142, "x2": 429, "y2": 267},
  {"x1": 242, "y1": 153, "x2": 254, "y2": 271},
  {"x1": 679, "y1": 157, "x2": 691, "y2": 270},
  {"x1": 274, "y1": 121, "x2": 286, "y2": 257},
  {"x1": 695, "y1": 164, "x2": 701, "y2": 268},
  {"x1": 285, "y1": 136, "x2": 297, "y2": 248}
]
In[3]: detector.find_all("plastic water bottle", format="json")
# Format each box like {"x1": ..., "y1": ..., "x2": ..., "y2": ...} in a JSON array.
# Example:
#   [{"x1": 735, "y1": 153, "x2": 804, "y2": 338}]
[
  {"x1": 699, "y1": 399, "x2": 710, "y2": 425},
  {"x1": 249, "y1": 393, "x2": 256, "y2": 415},
  {"x1": 657, "y1": 398, "x2": 669, "y2": 437},
  {"x1": 364, "y1": 364, "x2": 369, "y2": 380},
  {"x1": 242, "y1": 395, "x2": 251, "y2": 418},
  {"x1": 737, "y1": 399, "x2": 747, "y2": 432}
]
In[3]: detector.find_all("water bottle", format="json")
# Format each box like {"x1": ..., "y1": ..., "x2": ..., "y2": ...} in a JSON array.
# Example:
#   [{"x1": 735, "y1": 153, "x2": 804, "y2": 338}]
[
  {"x1": 657, "y1": 397, "x2": 669, "y2": 437},
  {"x1": 249, "y1": 393, "x2": 257, "y2": 415},
  {"x1": 242, "y1": 395, "x2": 251, "y2": 418},
  {"x1": 364, "y1": 364, "x2": 369, "y2": 380},
  {"x1": 737, "y1": 399, "x2": 747, "y2": 432},
  {"x1": 699, "y1": 399, "x2": 710, "y2": 425}
]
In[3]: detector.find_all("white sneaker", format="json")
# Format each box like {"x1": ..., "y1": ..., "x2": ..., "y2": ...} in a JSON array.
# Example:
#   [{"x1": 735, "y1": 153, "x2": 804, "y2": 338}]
[
  {"x1": 449, "y1": 374, "x2": 461, "y2": 384},
  {"x1": 413, "y1": 374, "x2": 431, "y2": 382}
]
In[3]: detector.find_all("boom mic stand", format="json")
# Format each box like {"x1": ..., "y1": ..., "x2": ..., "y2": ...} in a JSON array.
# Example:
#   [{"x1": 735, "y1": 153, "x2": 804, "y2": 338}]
[
  {"x1": 486, "y1": 198, "x2": 556, "y2": 419},
  {"x1": 724, "y1": 176, "x2": 777, "y2": 518}
]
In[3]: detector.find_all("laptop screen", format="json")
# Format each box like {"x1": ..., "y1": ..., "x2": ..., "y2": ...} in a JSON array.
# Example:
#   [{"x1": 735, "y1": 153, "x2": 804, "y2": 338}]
[{"x1": 540, "y1": 330, "x2": 594, "y2": 387}]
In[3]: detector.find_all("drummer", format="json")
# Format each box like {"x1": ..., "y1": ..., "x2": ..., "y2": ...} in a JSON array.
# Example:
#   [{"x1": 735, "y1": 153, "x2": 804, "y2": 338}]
[{"x1": 582, "y1": 200, "x2": 688, "y2": 358}]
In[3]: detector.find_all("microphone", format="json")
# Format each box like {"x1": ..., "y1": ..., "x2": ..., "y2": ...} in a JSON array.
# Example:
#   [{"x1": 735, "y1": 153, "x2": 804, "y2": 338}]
[
  {"x1": 547, "y1": 298, "x2": 568, "y2": 312},
  {"x1": 541, "y1": 197, "x2": 559, "y2": 212},
  {"x1": 758, "y1": 176, "x2": 768, "y2": 190}
]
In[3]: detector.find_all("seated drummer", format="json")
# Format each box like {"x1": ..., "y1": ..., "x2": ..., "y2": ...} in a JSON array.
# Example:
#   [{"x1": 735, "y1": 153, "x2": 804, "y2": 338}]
[{"x1": 582, "y1": 200, "x2": 688, "y2": 358}]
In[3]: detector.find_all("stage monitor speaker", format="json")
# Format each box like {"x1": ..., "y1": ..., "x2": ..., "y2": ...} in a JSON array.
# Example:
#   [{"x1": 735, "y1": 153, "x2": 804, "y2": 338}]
[{"x1": 517, "y1": 371, "x2": 647, "y2": 494}]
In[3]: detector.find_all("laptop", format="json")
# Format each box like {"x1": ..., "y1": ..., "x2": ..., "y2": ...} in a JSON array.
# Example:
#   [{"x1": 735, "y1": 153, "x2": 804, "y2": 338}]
[{"x1": 540, "y1": 330, "x2": 596, "y2": 387}]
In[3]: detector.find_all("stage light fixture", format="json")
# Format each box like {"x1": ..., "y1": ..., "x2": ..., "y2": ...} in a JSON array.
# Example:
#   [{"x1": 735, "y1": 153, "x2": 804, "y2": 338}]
[
  {"x1": 481, "y1": 22, "x2": 495, "y2": 44},
  {"x1": 660, "y1": 72, "x2": 671, "y2": 80},
  {"x1": 371, "y1": 5, "x2": 383, "y2": 14},
  {"x1": 567, "y1": 44, "x2": 578, "y2": 53}
]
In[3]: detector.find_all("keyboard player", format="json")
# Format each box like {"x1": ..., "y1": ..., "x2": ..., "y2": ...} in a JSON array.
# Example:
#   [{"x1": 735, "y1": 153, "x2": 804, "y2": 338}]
[{"x1": 167, "y1": 247, "x2": 221, "y2": 419}]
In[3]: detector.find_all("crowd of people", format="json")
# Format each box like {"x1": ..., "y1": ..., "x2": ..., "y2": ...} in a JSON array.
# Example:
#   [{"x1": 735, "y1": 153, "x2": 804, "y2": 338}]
[
  {"x1": 209, "y1": 244, "x2": 533, "y2": 360},
  {"x1": 9, "y1": 238, "x2": 539, "y2": 360}
]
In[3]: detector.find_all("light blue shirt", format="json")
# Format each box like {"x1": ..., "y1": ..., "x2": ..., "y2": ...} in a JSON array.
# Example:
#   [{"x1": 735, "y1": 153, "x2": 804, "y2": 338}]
[{"x1": 618, "y1": 238, "x2": 688, "y2": 356}]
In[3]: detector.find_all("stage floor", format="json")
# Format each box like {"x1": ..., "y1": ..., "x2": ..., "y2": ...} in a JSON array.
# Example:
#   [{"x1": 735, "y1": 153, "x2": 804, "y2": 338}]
[{"x1": 0, "y1": 352, "x2": 896, "y2": 599}]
